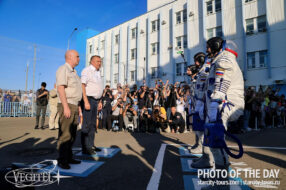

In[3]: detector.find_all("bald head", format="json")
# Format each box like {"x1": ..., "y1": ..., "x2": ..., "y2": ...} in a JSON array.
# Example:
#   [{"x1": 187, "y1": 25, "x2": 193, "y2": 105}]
[{"x1": 65, "y1": 50, "x2": 80, "y2": 68}]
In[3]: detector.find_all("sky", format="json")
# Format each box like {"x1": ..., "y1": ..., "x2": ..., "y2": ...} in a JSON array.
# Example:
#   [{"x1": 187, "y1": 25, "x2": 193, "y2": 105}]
[{"x1": 0, "y1": 0, "x2": 147, "y2": 91}]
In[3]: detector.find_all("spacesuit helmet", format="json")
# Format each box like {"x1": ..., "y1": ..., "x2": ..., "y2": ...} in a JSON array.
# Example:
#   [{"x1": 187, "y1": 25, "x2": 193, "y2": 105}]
[
  {"x1": 193, "y1": 52, "x2": 206, "y2": 67},
  {"x1": 224, "y1": 40, "x2": 238, "y2": 58},
  {"x1": 206, "y1": 37, "x2": 224, "y2": 56}
]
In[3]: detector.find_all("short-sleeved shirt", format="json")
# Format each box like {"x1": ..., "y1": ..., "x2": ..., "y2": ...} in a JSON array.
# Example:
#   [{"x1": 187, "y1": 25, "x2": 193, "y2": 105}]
[
  {"x1": 81, "y1": 65, "x2": 103, "y2": 99},
  {"x1": 111, "y1": 99, "x2": 120, "y2": 116},
  {"x1": 56, "y1": 63, "x2": 82, "y2": 105}
]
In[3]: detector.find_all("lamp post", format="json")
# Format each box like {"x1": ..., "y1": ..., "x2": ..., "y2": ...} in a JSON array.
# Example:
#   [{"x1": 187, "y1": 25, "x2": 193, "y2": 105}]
[{"x1": 67, "y1": 28, "x2": 78, "y2": 50}]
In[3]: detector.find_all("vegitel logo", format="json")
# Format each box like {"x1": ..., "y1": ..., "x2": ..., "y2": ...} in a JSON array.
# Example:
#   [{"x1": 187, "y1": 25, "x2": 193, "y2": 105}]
[{"x1": 5, "y1": 160, "x2": 72, "y2": 188}]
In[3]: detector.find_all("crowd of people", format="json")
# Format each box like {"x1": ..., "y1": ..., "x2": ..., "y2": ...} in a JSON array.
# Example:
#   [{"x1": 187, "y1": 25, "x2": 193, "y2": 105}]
[
  {"x1": 244, "y1": 86, "x2": 286, "y2": 130},
  {"x1": 95, "y1": 80, "x2": 190, "y2": 133},
  {"x1": 0, "y1": 89, "x2": 34, "y2": 105}
]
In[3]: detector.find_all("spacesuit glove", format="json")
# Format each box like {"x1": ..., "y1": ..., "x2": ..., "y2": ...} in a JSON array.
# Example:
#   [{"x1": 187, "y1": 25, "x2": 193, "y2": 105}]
[{"x1": 208, "y1": 102, "x2": 219, "y2": 122}]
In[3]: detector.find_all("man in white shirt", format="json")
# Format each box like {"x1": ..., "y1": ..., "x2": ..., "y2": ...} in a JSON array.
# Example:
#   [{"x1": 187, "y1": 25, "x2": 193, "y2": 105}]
[{"x1": 81, "y1": 55, "x2": 103, "y2": 155}]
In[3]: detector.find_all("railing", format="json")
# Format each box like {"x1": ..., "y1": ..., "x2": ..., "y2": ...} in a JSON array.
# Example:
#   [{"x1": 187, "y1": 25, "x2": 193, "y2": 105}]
[{"x1": 0, "y1": 102, "x2": 49, "y2": 117}]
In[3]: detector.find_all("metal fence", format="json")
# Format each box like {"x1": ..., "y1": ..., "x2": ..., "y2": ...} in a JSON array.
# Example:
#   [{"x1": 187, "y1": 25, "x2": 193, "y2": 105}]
[{"x1": 0, "y1": 102, "x2": 49, "y2": 117}]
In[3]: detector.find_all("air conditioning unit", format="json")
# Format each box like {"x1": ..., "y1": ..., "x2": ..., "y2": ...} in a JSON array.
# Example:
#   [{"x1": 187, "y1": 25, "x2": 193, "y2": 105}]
[
  {"x1": 162, "y1": 20, "x2": 166, "y2": 25},
  {"x1": 175, "y1": 46, "x2": 182, "y2": 50},
  {"x1": 189, "y1": 11, "x2": 194, "y2": 17},
  {"x1": 140, "y1": 30, "x2": 144, "y2": 34},
  {"x1": 168, "y1": 45, "x2": 173, "y2": 50},
  {"x1": 246, "y1": 30, "x2": 254, "y2": 35}
]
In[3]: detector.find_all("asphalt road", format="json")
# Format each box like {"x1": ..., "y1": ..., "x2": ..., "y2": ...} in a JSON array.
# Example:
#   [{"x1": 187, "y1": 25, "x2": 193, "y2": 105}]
[{"x1": 0, "y1": 117, "x2": 285, "y2": 190}]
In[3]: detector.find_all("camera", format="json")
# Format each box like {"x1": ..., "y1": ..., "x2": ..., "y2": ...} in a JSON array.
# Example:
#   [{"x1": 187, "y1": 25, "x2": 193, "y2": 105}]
[{"x1": 187, "y1": 65, "x2": 199, "y2": 76}]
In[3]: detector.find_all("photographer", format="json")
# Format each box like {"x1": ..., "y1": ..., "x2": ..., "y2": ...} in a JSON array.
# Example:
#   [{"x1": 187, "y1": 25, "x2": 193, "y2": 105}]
[
  {"x1": 102, "y1": 85, "x2": 113, "y2": 130},
  {"x1": 176, "y1": 88, "x2": 187, "y2": 131},
  {"x1": 151, "y1": 105, "x2": 168, "y2": 133},
  {"x1": 138, "y1": 85, "x2": 148, "y2": 110},
  {"x1": 123, "y1": 101, "x2": 138, "y2": 131},
  {"x1": 169, "y1": 106, "x2": 185, "y2": 133},
  {"x1": 108, "y1": 97, "x2": 124, "y2": 131},
  {"x1": 139, "y1": 105, "x2": 152, "y2": 132},
  {"x1": 165, "y1": 83, "x2": 177, "y2": 118}
]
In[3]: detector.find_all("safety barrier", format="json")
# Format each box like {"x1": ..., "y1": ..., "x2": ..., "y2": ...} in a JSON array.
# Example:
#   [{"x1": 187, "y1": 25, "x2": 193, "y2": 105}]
[{"x1": 0, "y1": 102, "x2": 49, "y2": 117}]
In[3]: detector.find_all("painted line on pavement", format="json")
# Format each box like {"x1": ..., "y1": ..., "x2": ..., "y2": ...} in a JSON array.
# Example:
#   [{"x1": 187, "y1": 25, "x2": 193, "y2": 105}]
[{"x1": 146, "y1": 143, "x2": 167, "y2": 190}]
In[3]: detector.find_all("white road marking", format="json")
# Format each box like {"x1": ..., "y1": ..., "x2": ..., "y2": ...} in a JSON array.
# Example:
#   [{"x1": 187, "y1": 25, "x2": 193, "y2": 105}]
[
  {"x1": 146, "y1": 143, "x2": 167, "y2": 190},
  {"x1": 147, "y1": 143, "x2": 285, "y2": 190}
]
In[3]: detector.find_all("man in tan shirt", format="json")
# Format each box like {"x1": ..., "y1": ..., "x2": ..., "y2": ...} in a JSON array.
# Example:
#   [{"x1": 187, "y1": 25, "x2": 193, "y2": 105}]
[
  {"x1": 56, "y1": 50, "x2": 82, "y2": 169},
  {"x1": 49, "y1": 83, "x2": 59, "y2": 130}
]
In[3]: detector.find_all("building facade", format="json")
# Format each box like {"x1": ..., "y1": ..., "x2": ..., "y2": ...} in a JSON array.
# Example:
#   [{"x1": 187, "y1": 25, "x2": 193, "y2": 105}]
[{"x1": 86, "y1": 0, "x2": 286, "y2": 92}]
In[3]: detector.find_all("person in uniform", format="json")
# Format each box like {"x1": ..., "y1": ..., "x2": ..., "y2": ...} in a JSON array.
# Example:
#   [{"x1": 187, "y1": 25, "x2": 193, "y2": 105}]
[
  {"x1": 201, "y1": 37, "x2": 244, "y2": 190},
  {"x1": 49, "y1": 83, "x2": 59, "y2": 130},
  {"x1": 56, "y1": 50, "x2": 82, "y2": 169},
  {"x1": 81, "y1": 55, "x2": 103, "y2": 155},
  {"x1": 35, "y1": 82, "x2": 49, "y2": 129}
]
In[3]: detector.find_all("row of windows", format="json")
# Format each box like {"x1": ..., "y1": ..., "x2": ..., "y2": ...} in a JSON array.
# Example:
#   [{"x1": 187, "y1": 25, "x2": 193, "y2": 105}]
[
  {"x1": 247, "y1": 50, "x2": 267, "y2": 69},
  {"x1": 113, "y1": 71, "x2": 136, "y2": 84},
  {"x1": 113, "y1": 63, "x2": 187, "y2": 83},
  {"x1": 246, "y1": 15, "x2": 267, "y2": 35}
]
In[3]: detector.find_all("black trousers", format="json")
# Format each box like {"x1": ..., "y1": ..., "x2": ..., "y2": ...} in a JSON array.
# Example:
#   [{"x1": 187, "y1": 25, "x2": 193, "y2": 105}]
[
  {"x1": 107, "y1": 114, "x2": 124, "y2": 130},
  {"x1": 81, "y1": 97, "x2": 98, "y2": 151},
  {"x1": 102, "y1": 108, "x2": 111, "y2": 130},
  {"x1": 170, "y1": 123, "x2": 185, "y2": 133}
]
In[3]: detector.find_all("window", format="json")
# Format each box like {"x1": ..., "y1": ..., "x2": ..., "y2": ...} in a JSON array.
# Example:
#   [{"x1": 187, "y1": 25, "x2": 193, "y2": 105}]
[
  {"x1": 259, "y1": 50, "x2": 267, "y2": 68},
  {"x1": 216, "y1": 26, "x2": 223, "y2": 37},
  {"x1": 131, "y1": 28, "x2": 137, "y2": 39},
  {"x1": 130, "y1": 71, "x2": 135, "y2": 82},
  {"x1": 151, "y1": 20, "x2": 160, "y2": 32},
  {"x1": 207, "y1": 1, "x2": 213, "y2": 14},
  {"x1": 151, "y1": 43, "x2": 159, "y2": 55},
  {"x1": 176, "y1": 63, "x2": 182, "y2": 76},
  {"x1": 215, "y1": 0, "x2": 221, "y2": 12},
  {"x1": 101, "y1": 40, "x2": 105, "y2": 49},
  {"x1": 115, "y1": 34, "x2": 119, "y2": 44},
  {"x1": 183, "y1": 9, "x2": 187, "y2": 22},
  {"x1": 176, "y1": 12, "x2": 181, "y2": 24},
  {"x1": 207, "y1": 28, "x2": 214, "y2": 39},
  {"x1": 89, "y1": 45, "x2": 92, "y2": 54},
  {"x1": 176, "y1": 9, "x2": 187, "y2": 24},
  {"x1": 131, "y1": 48, "x2": 137, "y2": 60},
  {"x1": 247, "y1": 52, "x2": 256, "y2": 69},
  {"x1": 176, "y1": 37, "x2": 182, "y2": 49},
  {"x1": 115, "y1": 53, "x2": 119, "y2": 63},
  {"x1": 151, "y1": 67, "x2": 158, "y2": 79},
  {"x1": 257, "y1": 15, "x2": 267, "y2": 32},
  {"x1": 114, "y1": 73, "x2": 118, "y2": 84},
  {"x1": 176, "y1": 36, "x2": 187, "y2": 49},
  {"x1": 246, "y1": 18, "x2": 254, "y2": 35}
]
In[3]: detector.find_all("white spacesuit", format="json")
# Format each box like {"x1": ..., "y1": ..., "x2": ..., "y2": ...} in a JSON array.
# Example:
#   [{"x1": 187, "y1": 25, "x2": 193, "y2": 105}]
[
  {"x1": 189, "y1": 54, "x2": 215, "y2": 169},
  {"x1": 205, "y1": 40, "x2": 244, "y2": 166},
  {"x1": 202, "y1": 38, "x2": 245, "y2": 190}
]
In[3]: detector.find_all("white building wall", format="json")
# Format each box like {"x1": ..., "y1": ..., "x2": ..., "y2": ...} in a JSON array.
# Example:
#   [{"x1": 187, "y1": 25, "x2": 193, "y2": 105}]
[
  {"x1": 147, "y1": 0, "x2": 175, "y2": 11},
  {"x1": 86, "y1": 0, "x2": 286, "y2": 89}
]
